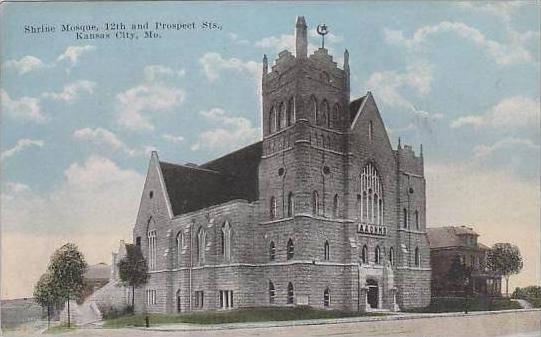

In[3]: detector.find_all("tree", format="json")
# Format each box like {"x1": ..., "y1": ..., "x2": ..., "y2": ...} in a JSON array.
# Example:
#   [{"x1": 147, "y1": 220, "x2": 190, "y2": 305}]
[
  {"x1": 487, "y1": 243, "x2": 523, "y2": 297},
  {"x1": 447, "y1": 255, "x2": 472, "y2": 295},
  {"x1": 118, "y1": 244, "x2": 148, "y2": 312},
  {"x1": 49, "y1": 243, "x2": 87, "y2": 327},
  {"x1": 34, "y1": 272, "x2": 63, "y2": 328}
]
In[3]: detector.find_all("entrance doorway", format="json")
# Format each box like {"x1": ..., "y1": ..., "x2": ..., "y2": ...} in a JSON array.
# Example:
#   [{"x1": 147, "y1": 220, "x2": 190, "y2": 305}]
[
  {"x1": 176, "y1": 290, "x2": 181, "y2": 313},
  {"x1": 366, "y1": 279, "x2": 378, "y2": 309}
]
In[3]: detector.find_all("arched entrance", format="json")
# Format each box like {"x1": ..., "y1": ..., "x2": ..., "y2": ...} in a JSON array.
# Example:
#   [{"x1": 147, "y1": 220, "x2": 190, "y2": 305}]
[
  {"x1": 176, "y1": 289, "x2": 181, "y2": 313},
  {"x1": 366, "y1": 279, "x2": 378, "y2": 309}
]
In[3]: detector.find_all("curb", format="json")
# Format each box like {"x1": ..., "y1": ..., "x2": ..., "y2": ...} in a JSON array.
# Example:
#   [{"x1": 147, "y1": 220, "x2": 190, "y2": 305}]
[{"x1": 133, "y1": 308, "x2": 541, "y2": 332}]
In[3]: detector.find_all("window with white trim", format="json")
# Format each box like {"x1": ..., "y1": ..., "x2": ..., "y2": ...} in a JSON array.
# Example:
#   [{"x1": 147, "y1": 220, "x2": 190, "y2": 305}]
[
  {"x1": 360, "y1": 164, "x2": 383, "y2": 225},
  {"x1": 221, "y1": 221, "x2": 232, "y2": 262},
  {"x1": 147, "y1": 229, "x2": 157, "y2": 269},
  {"x1": 146, "y1": 289, "x2": 157, "y2": 306},
  {"x1": 219, "y1": 290, "x2": 234, "y2": 309},
  {"x1": 194, "y1": 291, "x2": 204, "y2": 309}
]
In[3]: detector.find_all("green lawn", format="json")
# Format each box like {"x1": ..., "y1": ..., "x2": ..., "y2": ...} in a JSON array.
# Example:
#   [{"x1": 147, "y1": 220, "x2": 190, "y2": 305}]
[
  {"x1": 104, "y1": 306, "x2": 386, "y2": 328},
  {"x1": 43, "y1": 323, "x2": 77, "y2": 334},
  {"x1": 405, "y1": 297, "x2": 522, "y2": 313}
]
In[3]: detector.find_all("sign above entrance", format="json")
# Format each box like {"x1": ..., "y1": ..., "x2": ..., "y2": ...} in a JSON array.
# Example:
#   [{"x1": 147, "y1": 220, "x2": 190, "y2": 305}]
[{"x1": 358, "y1": 223, "x2": 387, "y2": 236}]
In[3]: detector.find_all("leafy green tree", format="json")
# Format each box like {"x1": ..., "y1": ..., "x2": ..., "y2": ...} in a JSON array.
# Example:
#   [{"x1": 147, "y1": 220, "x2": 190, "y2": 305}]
[
  {"x1": 118, "y1": 244, "x2": 148, "y2": 312},
  {"x1": 33, "y1": 272, "x2": 63, "y2": 328},
  {"x1": 487, "y1": 243, "x2": 523, "y2": 297},
  {"x1": 49, "y1": 243, "x2": 87, "y2": 327},
  {"x1": 447, "y1": 255, "x2": 472, "y2": 295}
]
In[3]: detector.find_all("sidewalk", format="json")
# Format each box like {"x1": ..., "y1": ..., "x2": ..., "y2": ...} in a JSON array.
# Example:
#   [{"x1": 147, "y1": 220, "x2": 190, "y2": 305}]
[{"x1": 136, "y1": 308, "x2": 541, "y2": 332}]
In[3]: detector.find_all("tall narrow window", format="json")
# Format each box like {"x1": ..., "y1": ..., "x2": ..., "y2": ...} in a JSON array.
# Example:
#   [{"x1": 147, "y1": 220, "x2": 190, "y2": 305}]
[
  {"x1": 360, "y1": 164, "x2": 383, "y2": 224},
  {"x1": 287, "y1": 238, "x2": 294, "y2": 260},
  {"x1": 332, "y1": 104, "x2": 341, "y2": 129},
  {"x1": 147, "y1": 229, "x2": 157, "y2": 269},
  {"x1": 375, "y1": 246, "x2": 381, "y2": 264},
  {"x1": 403, "y1": 209, "x2": 408, "y2": 228},
  {"x1": 389, "y1": 247, "x2": 395, "y2": 266},
  {"x1": 312, "y1": 191, "x2": 320, "y2": 216},
  {"x1": 415, "y1": 247, "x2": 420, "y2": 267},
  {"x1": 324, "y1": 240, "x2": 330, "y2": 261},
  {"x1": 269, "y1": 241, "x2": 276, "y2": 261},
  {"x1": 356, "y1": 194, "x2": 362, "y2": 219},
  {"x1": 222, "y1": 221, "x2": 232, "y2": 262},
  {"x1": 269, "y1": 281, "x2": 276, "y2": 304},
  {"x1": 324, "y1": 288, "x2": 330, "y2": 307},
  {"x1": 277, "y1": 103, "x2": 284, "y2": 131},
  {"x1": 270, "y1": 196, "x2": 276, "y2": 220},
  {"x1": 287, "y1": 192, "x2": 294, "y2": 217},
  {"x1": 361, "y1": 245, "x2": 368, "y2": 264},
  {"x1": 269, "y1": 107, "x2": 276, "y2": 133},
  {"x1": 332, "y1": 194, "x2": 339, "y2": 218},
  {"x1": 321, "y1": 100, "x2": 330, "y2": 127},
  {"x1": 368, "y1": 120, "x2": 373, "y2": 140},
  {"x1": 197, "y1": 227, "x2": 206, "y2": 263},
  {"x1": 287, "y1": 282, "x2": 294, "y2": 304},
  {"x1": 287, "y1": 97, "x2": 295, "y2": 126},
  {"x1": 176, "y1": 231, "x2": 183, "y2": 266},
  {"x1": 311, "y1": 96, "x2": 318, "y2": 125},
  {"x1": 415, "y1": 210, "x2": 419, "y2": 229}
]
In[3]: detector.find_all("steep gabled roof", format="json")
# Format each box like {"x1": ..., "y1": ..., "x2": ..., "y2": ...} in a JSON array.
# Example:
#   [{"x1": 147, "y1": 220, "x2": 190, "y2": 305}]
[
  {"x1": 349, "y1": 94, "x2": 366, "y2": 123},
  {"x1": 158, "y1": 141, "x2": 262, "y2": 217}
]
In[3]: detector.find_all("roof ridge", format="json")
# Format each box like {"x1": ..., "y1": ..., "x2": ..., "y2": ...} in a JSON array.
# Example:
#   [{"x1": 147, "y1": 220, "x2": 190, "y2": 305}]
[
  {"x1": 201, "y1": 141, "x2": 262, "y2": 168},
  {"x1": 159, "y1": 161, "x2": 222, "y2": 174}
]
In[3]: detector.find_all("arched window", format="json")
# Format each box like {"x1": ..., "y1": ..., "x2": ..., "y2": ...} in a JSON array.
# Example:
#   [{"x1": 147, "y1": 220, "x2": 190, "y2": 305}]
[
  {"x1": 312, "y1": 191, "x2": 320, "y2": 216},
  {"x1": 221, "y1": 221, "x2": 232, "y2": 262},
  {"x1": 356, "y1": 194, "x2": 362, "y2": 218},
  {"x1": 270, "y1": 196, "x2": 276, "y2": 220},
  {"x1": 332, "y1": 104, "x2": 340, "y2": 129},
  {"x1": 360, "y1": 164, "x2": 383, "y2": 225},
  {"x1": 287, "y1": 282, "x2": 294, "y2": 304},
  {"x1": 415, "y1": 247, "x2": 420, "y2": 267},
  {"x1": 277, "y1": 103, "x2": 285, "y2": 131},
  {"x1": 361, "y1": 245, "x2": 368, "y2": 264},
  {"x1": 311, "y1": 96, "x2": 318, "y2": 125},
  {"x1": 321, "y1": 100, "x2": 330, "y2": 127},
  {"x1": 389, "y1": 247, "x2": 395, "y2": 266},
  {"x1": 324, "y1": 240, "x2": 330, "y2": 261},
  {"x1": 287, "y1": 238, "x2": 294, "y2": 260},
  {"x1": 269, "y1": 107, "x2": 276, "y2": 133},
  {"x1": 269, "y1": 241, "x2": 276, "y2": 261},
  {"x1": 269, "y1": 281, "x2": 276, "y2": 304},
  {"x1": 287, "y1": 97, "x2": 295, "y2": 126},
  {"x1": 333, "y1": 194, "x2": 339, "y2": 218},
  {"x1": 287, "y1": 192, "x2": 294, "y2": 217},
  {"x1": 403, "y1": 209, "x2": 408, "y2": 228},
  {"x1": 147, "y1": 228, "x2": 157, "y2": 269},
  {"x1": 197, "y1": 227, "x2": 206, "y2": 263},
  {"x1": 415, "y1": 210, "x2": 419, "y2": 229},
  {"x1": 375, "y1": 246, "x2": 381, "y2": 264},
  {"x1": 176, "y1": 231, "x2": 183, "y2": 266},
  {"x1": 324, "y1": 288, "x2": 330, "y2": 307},
  {"x1": 368, "y1": 120, "x2": 373, "y2": 140}
]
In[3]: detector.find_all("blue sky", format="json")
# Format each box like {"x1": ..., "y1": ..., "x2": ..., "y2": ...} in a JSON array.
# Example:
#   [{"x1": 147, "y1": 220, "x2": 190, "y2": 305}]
[{"x1": 1, "y1": 1, "x2": 539, "y2": 298}]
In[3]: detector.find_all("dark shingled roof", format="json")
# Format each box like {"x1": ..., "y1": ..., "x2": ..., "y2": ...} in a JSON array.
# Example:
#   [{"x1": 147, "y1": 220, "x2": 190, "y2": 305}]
[
  {"x1": 349, "y1": 95, "x2": 366, "y2": 123},
  {"x1": 125, "y1": 243, "x2": 144, "y2": 260},
  {"x1": 427, "y1": 226, "x2": 487, "y2": 250},
  {"x1": 160, "y1": 141, "x2": 262, "y2": 216},
  {"x1": 84, "y1": 263, "x2": 110, "y2": 280}
]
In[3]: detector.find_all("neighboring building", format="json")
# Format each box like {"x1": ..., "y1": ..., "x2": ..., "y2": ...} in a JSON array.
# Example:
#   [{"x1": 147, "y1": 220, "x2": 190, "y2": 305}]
[
  {"x1": 82, "y1": 263, "x2": 111, "y2": 299},
  {"x1": 0, "y1": 298, "x2": 43, "y2": 329},
  {"x1": 131, "y1": 16, "x2": 431, "y2": 314},
  {"x1": 427, "y1": 226, "x2": 502, "y2": 297}
]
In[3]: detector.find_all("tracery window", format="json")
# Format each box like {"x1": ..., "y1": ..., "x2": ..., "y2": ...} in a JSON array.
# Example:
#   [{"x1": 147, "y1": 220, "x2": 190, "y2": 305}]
[
  {"x1": 360, "y1": 164, "x2": 383, "y2": 225},
  {"x1": 147, "y1": 229, "x2": 157, "y2": 269}
]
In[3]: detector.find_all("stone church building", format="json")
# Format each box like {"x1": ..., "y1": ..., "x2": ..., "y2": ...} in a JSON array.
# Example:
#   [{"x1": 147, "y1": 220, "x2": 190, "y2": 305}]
[{"x1": 132, "y1": 17, "x2": 431, "y2": 314}]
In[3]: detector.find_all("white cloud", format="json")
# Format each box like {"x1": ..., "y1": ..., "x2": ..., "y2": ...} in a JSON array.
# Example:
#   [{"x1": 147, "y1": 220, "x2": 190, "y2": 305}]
[
  {"x1": 199, "y1": 52, "x2": 260, "y2": 83},
  {"x1": 384, "y1": 21, "x2": 536, "y2": 66},
  {"x1": 191, "y1": 108, "x2": 260, "y2": 152},
  {"x1": 115, "y1": 83, "x2": 185, "y2": 131},
  {"x1": 162, "y1": 133, "x2": 185, "y2": 144},
  {"x1": 228, "y1": 33, "x2": 249, "y2": 45},
  {"x1": 42, "y1": 80, "x2": 96, "y2": 102},
  {"x1": 1, "y1": 89, "x2": 47, "y2": 123},
  {"x1": 255, "y1": 31, "x2": 341, "y2": 56},
  {"x1": 73, "y1": 127, "x2": 151, "y2": 157},
  {"x1": 57, "y1": 45, "x2": 96, "y2": 66},
  {"x1": 1, "y1": 155, "x2": 144, "y2": 298},
  {"x1": 451, "y1": 96, "x2": 540, "y2": 129},
  {"x1": 1, "y1": 139, "x2": 44, "y2": 160},
  {"x1": 143, "y1": 65, "x2": 186, "y2": 82},
  {"x1": 473, "y1": 137, "x2": 539, "y2": 158},
  {"x1": 3, "y1": 55, "x2": 44, "y2": 74},
  {"x1": 457, "y1": 1, "x2": 524, "y2": 23}
]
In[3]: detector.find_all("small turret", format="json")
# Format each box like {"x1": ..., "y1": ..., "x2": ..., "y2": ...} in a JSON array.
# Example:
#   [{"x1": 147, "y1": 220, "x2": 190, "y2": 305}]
[
  {"x1": 263, "y1": 54, "x2": 268, "y2": 75},
  {"x1": 343, "y1": 49, "x2": 350, "y2": 74},
  {"x1": 398, "y1": 137, "x2": 402, "y2": 150},
  {"x1": 295, "y1": 16, "x2": 308, "y2": 59}
]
